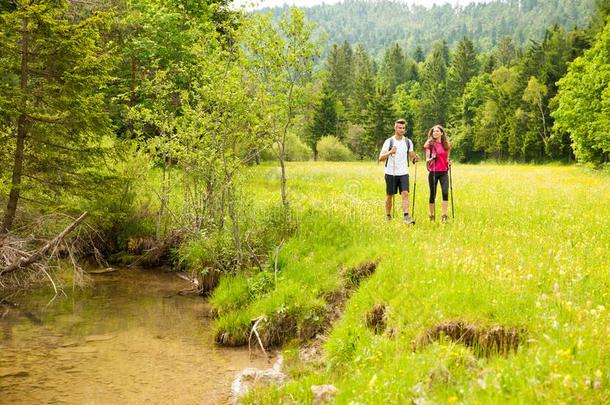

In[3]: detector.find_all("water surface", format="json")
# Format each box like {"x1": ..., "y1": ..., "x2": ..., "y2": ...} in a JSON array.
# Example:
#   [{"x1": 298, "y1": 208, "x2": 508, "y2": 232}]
[{"x1": 0, "y1": 268, "x2": 267, "y2": 404}]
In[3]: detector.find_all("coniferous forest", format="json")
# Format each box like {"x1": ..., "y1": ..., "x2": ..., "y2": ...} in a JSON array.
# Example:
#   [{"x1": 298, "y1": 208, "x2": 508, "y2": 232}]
[{"x1": 271, "y1": 0, "x2": 610, "y2": 164}]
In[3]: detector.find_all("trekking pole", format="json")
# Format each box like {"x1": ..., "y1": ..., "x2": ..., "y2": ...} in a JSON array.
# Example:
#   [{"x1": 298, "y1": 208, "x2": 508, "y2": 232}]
[
  {"x1": 392, "y1": 147, "x2": 396, "y2": 220},
  {"x1": 432, "y1": 151, "x2": 437, "y2": 220},
  {"x1": 449, "y1": 164, "x2": 454, "y2": 218},
  {"x1": 411, "y1": 159, "x2": 417, "y2": 221}
]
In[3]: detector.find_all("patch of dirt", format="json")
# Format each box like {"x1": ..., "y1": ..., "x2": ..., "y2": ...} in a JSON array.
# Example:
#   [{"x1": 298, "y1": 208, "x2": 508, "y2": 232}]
[
  {"x1": 365, "y1": 303, "x2": 387, "y2": 334},
  {"x1": 413, "y1": 320, "x2": 524, "y2": 356},
  {"x1": 341, "y1": 260, "x2": 378, "y2": 288},
  {"x1": 215, "y1": 259, "x2": 379, "y2": 350}
]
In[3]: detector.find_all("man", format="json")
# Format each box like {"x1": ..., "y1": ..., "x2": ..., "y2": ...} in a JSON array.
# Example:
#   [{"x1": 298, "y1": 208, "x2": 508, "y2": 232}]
[{"x1": 378, "y1": 119, "x2": 420, "y2": 224}]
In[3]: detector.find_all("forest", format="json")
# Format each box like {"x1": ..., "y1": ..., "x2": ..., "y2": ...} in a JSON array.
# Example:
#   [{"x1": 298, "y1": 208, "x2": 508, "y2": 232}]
[
  {"x1": 273, "y1": 0, "x2": 609, "y2": 164},
  {"x1": 266, "y1": 0, "x2": 597, "y2": 56}
]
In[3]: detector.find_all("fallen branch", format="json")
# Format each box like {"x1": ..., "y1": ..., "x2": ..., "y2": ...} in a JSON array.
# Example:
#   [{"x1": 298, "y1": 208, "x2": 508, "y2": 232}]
[
  {"x1": 249, "y1": 315, "x2": 271, "y2": 363},
  {"x1": 0, "y1": 212, "x2": 89, "y2": 276}
]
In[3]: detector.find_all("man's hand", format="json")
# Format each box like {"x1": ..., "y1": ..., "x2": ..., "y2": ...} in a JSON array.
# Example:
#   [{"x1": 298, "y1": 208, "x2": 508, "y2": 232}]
[{"x1": 390, "y1": 146, "x2": 397, "y2": 155}]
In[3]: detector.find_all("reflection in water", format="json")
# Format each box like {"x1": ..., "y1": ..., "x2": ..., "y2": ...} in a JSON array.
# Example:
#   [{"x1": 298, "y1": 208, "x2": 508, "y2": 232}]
[{"x1": 0, "y1": 268, "x2": 268, "y2": 404}]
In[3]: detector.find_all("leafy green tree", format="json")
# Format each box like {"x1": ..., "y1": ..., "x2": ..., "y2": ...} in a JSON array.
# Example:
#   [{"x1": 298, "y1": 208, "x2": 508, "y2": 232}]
[
  {"x1": 453, "y1": 74, "x2": 490, "y2": 161},
  {"x1": 521, "y1": 76, "x2": 549, "y2": 159},
  {"x1": 552, "y1": 20, "x2": 610, "y2": 164},
  {"x1": 0, "y1": 0, "x2": 113, "y2": 232},
  {"x1": 246, "y1": 8, "x2": 319, "y2": 206}
]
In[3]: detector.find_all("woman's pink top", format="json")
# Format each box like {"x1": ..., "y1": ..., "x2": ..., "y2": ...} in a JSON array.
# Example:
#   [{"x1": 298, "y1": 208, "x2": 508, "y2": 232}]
[{"x1": 425, "y1": 141, "x2": 449, "y2": 172}]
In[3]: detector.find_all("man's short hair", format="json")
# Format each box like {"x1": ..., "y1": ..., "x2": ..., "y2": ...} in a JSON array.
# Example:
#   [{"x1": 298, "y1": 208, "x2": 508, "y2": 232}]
[{"x1": 395, "y1": 119, "x2": 407, "y2": 125}]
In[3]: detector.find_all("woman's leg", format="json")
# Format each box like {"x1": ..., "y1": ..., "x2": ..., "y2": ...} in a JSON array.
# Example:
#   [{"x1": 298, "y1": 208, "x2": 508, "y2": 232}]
[
  {"x1": 439, "y1": 172, "x2": 450, "y2": 218},
  {"x1": 428, "y1": 172, "x2": 436, "y2": 219}
]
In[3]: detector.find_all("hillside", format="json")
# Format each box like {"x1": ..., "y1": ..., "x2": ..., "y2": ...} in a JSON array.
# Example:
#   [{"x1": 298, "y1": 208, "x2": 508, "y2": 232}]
[{"x1": 264, "y1": 0, "x2": 597, "y2": 57}]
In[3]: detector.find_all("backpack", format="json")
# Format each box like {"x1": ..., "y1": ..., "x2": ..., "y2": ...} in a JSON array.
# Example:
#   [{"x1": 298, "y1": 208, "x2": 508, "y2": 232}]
[{"x1": 384, "y1": 136, "x2": 412, "y2": 168}]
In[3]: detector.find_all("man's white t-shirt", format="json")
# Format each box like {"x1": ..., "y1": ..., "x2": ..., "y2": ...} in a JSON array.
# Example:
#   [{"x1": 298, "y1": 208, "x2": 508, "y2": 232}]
[{"x1": 380, "y1": 136, "x2": 413, "y2": 176}]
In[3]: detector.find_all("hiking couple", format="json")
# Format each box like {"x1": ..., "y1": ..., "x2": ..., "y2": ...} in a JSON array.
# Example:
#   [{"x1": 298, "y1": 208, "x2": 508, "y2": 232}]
[{"x1": 378, "y1": 119, "x2": 452, "y2": 225}]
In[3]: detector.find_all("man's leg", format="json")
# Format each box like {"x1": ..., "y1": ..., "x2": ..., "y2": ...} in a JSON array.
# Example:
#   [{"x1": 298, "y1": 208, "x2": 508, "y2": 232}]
[
  {"x1": 385, "y1": 195, "x2": 393, "y2": 217},
  {"x1": 401, "y1": 191, "x2": 409, "y2": 214}
]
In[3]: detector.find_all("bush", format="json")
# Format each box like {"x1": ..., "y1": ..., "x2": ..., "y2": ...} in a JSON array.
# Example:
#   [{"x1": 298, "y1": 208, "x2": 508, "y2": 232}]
[
  {"x1": 259, "y1": 132, "x2": 312, "y2": 161},
  {"x1": 317, "y1": 136, "x2": 354, "y2": 161}
]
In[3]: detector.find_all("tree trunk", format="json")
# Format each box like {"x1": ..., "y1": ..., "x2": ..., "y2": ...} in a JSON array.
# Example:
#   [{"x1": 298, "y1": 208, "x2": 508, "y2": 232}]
[
  {"x1": 279, "y1": 151, "x2": 288, "y2": 208},
  {"x1": 2, "y1": 17, "x2": 29, "y2": 234},
  {"x1": 2, "y1": 116, "x2": 28, "y2": 233}
]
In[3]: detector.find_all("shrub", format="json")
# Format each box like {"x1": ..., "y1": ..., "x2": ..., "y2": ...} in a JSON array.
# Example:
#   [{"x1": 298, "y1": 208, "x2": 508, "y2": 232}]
[
  {"x1": 317, "y1": 136, "x2": 354, "y2": 161},
  {"x1": 259, "y1": 132, "x2": 312, "y2": 161}
]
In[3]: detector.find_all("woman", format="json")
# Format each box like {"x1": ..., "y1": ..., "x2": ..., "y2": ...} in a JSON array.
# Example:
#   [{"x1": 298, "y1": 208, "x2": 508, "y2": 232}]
[{"x1": 424, "y1": 125, "x2": 451, "y2": 223}]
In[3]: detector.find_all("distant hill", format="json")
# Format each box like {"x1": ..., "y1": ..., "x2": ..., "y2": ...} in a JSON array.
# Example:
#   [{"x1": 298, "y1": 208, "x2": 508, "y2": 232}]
[{"x1": 262, "y1": 0, "x2": 596, "y2": 57}]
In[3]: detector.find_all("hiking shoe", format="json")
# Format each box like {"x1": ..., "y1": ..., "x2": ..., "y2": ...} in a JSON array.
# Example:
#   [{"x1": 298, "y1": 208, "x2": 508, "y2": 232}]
[
  {"x1": 441, "y1": 215, "x2": 448, "y2": 224},
  {"x1": 429, "y1": 214, "x2": 435, "y2": 222},
  {"x1": 385, "y1": 215, "x2": 392, "y2": 222},
  {"x1": 403, "y1": 214, "x2": 414, "y2": 225}
]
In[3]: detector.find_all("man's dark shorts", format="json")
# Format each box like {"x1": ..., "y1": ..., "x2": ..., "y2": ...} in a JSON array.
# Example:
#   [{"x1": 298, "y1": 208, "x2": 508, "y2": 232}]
[{"x1": 385, "y1": 174, "x2": 409, "y2": 195}]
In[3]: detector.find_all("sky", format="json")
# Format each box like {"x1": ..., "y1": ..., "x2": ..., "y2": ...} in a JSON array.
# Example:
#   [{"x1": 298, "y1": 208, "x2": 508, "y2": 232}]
[{"x1": 233, "y1": 0, "x2": 481, "y2": 9}]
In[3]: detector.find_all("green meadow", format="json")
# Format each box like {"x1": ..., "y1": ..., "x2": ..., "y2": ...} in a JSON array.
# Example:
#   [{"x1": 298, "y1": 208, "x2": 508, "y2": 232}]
[{"x1": 212, "y1": 162, "x2": 610, "y2": 403}]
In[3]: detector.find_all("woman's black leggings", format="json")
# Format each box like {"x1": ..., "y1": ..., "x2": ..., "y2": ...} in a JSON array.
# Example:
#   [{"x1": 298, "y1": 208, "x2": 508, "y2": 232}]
[{"x1": 428, "y1": 171, "x2": 449, "y2": 203}]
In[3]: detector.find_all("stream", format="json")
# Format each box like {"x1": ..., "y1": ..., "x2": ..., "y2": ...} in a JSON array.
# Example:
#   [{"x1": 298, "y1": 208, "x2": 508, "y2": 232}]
[{"x1": 0, "y1": 267, "x2": 268, "y2": 404}]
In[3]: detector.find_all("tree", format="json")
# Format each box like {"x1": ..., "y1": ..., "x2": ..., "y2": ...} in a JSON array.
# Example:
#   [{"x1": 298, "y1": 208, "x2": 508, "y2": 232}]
[
  {"x1": 351, "y1": 44, "x2": 375, "y2": 124},
  {"x1": 379, "y1": 43, "x2": 408, "y2": 94},
  {"x1": 449, "y1": 36, "x2": 479, "y2": 98},
  {"x1": 0, "y1": 0, "x2": 113, "y2": 232},
  {"x1": 246, "y1": 8, "x2": 319, "y2": 207},
  {"x1": 364, "y1": 86, "x2": 395, "y2": 157},
  {"x1": 325, "y1": 41, "x2": 354, "y2": 113},
  {"x1": 308, "y1": 85, "x2": 339, "y2": 160},
  {"x1": 552, "y1": 20, "x2": 610, "y2": 164},
  {"x1": 414, "y1": 45, "x2": 425, "y2": 63},
  {"x1": 418, "y1": 43, "x2": 449, "y2": 132},
  {"x1": 521, "y1": 76, "x2": 549, "y2": 159},
  {"x1": 495, "y1": 36, "x2": 518, "y2": 66}
]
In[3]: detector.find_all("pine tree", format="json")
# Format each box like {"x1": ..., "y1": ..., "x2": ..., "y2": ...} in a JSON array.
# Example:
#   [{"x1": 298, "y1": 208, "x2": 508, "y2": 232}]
[
  {"x1": 325, "y1": 41, "x2": 354, "y2": 114},
  {"x1": 379, "y1": 43, "x2": 408, "y2": 94},
  {"x1": 365, "y1": 86, "x2": 395, "y2": 158},
  {"x1": 418, "y1": 43, "x2": 449, "y2": 132},
  {"x1": 308, "y1": 86, "x2": 339, "y2": 160},
  {"x1": 350, "y1": 44, "x2": 375, "y2": 124},
  {"x1": 0, "y1": 0, "x2": 113, "y2": 232},
  {"x1": 449, "y1": 36, "x2": 479, "y2": 98}
]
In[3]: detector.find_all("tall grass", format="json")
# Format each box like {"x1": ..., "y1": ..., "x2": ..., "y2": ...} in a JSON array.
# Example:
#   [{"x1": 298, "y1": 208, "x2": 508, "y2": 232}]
[{"x1": 214, "y1": 162, "x2": 610, "y2": 403}]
